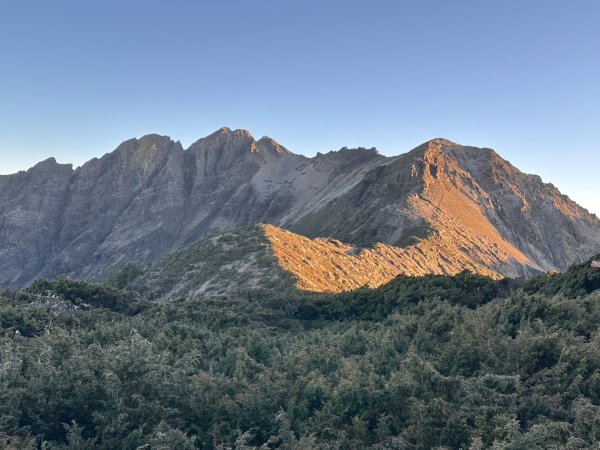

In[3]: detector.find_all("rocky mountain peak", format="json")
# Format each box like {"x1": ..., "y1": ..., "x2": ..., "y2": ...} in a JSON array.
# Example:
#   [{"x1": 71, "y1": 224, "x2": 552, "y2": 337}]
[
  {"x1": 112, "y1": 134, "x2": 180, "y2": 156},
  {"x1": 0, "y1": 130, "x2": 598, "y2": 288},
  {"x1": 206, "y1": 126, "x2": 255, "y2": 141},
  {"x1": 102, "y1": 135, "x2": 184, "y2": 178},
  {"x1": 188, "y1": 127, "x2": 255, "y2": 154},
  {"x1": 29, "y1": 157, "x2": 74, "y2": 175},
  {"x1": 39, "y1": 156, "x2": 58, "y2": 165},
  {"x1": 137, "y1": 133, "x2": 177, "y2": 146},
  {"x1": 410, "y1": 138, "x2": 494, "y2": 160},
  {"x1": 404, "y1": 138, "x2": 451, "y2": 159},
  {"x1": 255, "y1": 136, "x2": 292, "y2": 155},
  {"x1": 425, "y1": 138, "x2": 459, "y2": 148},
  {"x1": 314, "y1": 146, "x2": 382, "y2": 166},
  {"x1": 216, "y1": 126, "x2": 231, "y2": 134}
]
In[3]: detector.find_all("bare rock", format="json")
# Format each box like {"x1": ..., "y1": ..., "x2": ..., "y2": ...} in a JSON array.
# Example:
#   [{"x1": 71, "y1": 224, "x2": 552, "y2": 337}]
[{"x1": 0, "y1": 131, "x2": 599, "y2": 288}]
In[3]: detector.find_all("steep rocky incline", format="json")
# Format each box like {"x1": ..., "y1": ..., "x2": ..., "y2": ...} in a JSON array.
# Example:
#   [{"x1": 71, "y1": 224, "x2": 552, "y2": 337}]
[
  {"x1": 0, "y1": 128, "x2": 384, "y2": 287},
  {"x1": 263, "y1": 224, "x2": 500, "y2": 293},
  {"x1": 0, "y1": 158, "x2": 74, "y2": 286},
  {"x1": 291, "y1": 139, "x2": 600, "y2": 277},
  {"x1": 0, "y1": 130, "x2": 599, "y2": 287},
  {"x1": 131, "y1": 224, "x2": 500, "y2": 299}
]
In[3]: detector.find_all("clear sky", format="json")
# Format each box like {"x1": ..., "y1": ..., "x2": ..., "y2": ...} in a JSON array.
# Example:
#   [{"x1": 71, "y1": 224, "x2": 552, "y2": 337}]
[{"x1": 1, "y1": 0, "x2": 598, "y2": 215}]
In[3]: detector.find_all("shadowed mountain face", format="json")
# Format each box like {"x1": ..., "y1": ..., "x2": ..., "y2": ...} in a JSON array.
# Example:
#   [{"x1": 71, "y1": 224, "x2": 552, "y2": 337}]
[{"x1": 0, "y1": 129, "x2": 599, "y2": 288}]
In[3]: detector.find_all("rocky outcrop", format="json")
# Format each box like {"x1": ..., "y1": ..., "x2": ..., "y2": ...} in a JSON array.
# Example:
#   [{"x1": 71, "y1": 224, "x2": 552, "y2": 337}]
[
  {"x1": 0, "y1": 130, "x2": 599, "y2": 287},
  {"x1": 291, "y1": 139, "x2": 600, "y2": 277}
]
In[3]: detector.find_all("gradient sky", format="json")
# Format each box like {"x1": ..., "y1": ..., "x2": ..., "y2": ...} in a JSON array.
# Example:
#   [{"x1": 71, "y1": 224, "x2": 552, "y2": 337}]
[{"x1": 1, "y1": 0, "x2": 598, "y2": 215}]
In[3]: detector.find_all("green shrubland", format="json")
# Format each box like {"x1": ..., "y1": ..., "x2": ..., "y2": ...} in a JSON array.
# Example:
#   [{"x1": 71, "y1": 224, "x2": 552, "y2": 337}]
[{"x1": 0, "y1": 258, "x2": 599, "y2": 448}]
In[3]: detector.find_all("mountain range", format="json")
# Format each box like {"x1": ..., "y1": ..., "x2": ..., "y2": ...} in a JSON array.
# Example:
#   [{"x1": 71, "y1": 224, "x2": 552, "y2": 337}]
[{"x1": 1, "y1": 127, "x2": 599, "y2": 290}]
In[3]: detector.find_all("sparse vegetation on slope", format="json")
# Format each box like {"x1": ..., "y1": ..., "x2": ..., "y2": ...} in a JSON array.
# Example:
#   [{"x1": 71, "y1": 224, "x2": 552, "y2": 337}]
[
  {"x1": 264, "y1": 223, "x2": 502, "y2": 294},
  {"x1": 131, "y1": 224, "x2": 504, "y2": 298},
  {"x1": 132, "y1": 227, "x2": 295, "y2": 300}
]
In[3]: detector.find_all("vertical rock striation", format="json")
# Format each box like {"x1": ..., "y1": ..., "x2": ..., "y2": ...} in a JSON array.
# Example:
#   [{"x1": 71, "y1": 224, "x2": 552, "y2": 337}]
[{"x1": 0, "y1": 131, "x2": 598, "y2": 287}]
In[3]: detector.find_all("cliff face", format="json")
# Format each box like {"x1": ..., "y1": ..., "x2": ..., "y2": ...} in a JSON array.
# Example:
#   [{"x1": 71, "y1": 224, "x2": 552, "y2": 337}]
[
  {"x1": 291, "y1": 139, "x2": 600, "y2": 277},
  {"x1": 0, "y1": 130, "x2": 598, "y2": 287}
]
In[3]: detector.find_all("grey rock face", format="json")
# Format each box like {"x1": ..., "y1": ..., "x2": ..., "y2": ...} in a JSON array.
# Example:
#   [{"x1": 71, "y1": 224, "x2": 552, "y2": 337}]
[
  {"x1": 293, "y1": 139, "x2": 600, "y2": 275},
  {"x1": 0, "y1": 130, "x2": 598, "y2": 287}
]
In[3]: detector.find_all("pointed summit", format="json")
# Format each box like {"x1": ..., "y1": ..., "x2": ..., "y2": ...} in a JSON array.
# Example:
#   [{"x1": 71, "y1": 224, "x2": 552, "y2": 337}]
[
  {"x1": 29, "y1": 157, "x2": 73, "y2": 174},
  {"x1": 188, "y1": 128, "x2": 297, "y2": 159},
  {"x1": 189, "y1": 127, "x2": 255, "y2": 150},
  {"x1": 35, "y1": 156, "x2": 58, "y2": 167},
  {"x1": 407, "y1": 138, "x2": 459, "y2": 156},
  {"x1": 423, "y1": 138, "x2": 459, "y2": 148},
  {"x1": 216, "y1": 126, "x2": 231, "y2": 134},
  {"x1": 209, "y1": 127, "x2": 254, "y2": 140},
  {"x1": 256, "y1": 136, "x2": 292, "y2": 155},
  {"x1": 107, "y1": 135, "x2": 182, "y2": 166},
  {"x1": 1, "y1": 130, "x2": 599, "y2": 288}
]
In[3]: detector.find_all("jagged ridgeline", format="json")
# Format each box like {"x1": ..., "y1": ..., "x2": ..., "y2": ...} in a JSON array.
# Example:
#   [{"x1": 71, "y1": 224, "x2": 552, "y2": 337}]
[
  {"x1": 0, "y1": 129, "x2": 599, "y2": 288},
  {"x1": 2, "y1": 256, "x2": 600, "y2": 448}
]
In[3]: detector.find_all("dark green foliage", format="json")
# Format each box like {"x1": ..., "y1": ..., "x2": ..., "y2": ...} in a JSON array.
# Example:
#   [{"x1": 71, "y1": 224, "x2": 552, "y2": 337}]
[
  {"x1": 0, "y1": 264, "x2": 599, "y2": 449},
  {"x1": 523, "y1": 254, "x2": 600, "y2": 298},
  {"x1": 294, "y1": 271, "x2": 504, "y2": 322},
  {"x1": 25, "y1": 276, "x2": 149, "y2": 314},
  {"x1": 106, "y1": 264, "x2": 143, "y2": 290}
]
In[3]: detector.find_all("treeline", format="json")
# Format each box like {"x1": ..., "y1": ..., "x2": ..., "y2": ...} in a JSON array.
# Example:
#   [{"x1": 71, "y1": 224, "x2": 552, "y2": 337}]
[{"x1": 0, "y1": 257, "x2": 599, "y2": 449}]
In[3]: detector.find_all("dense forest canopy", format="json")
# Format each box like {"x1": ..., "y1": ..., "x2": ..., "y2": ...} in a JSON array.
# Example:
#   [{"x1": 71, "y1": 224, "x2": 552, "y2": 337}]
[{"x1": 1, "y1": 256, "x2": 600, "y2": 449}]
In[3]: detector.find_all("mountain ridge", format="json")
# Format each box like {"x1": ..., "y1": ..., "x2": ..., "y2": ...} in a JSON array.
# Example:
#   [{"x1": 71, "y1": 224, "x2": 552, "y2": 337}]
[
  {"x1": 127, "y1": 223, "x2": 503, "y2": 300},
  {"x1": 0, "y1": 128, "x2": 598, "y2": 288}
]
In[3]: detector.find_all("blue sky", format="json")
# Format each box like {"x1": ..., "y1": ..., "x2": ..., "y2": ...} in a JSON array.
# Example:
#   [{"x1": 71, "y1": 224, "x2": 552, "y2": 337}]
[{"x1": 1, "y1": 0, "x2": 599, "y2": 215}]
